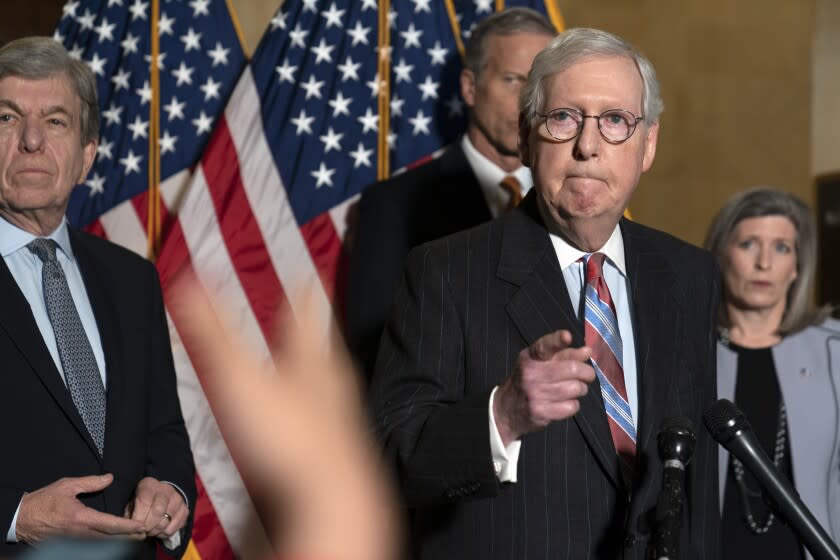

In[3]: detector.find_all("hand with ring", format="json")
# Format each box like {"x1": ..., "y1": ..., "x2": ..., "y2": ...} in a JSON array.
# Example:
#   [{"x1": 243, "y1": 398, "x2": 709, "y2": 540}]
[{"x1": 126, "y1": 477, "x2": 188, "y2": 539}]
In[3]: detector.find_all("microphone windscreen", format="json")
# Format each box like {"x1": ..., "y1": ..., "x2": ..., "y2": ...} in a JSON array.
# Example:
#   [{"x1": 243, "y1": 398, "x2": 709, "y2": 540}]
[
  {"x1": 703, "y1": 398, "x2": 750, "y2": 445},
  {"x1": 660, "y1": 415, "x2": 693, "y2": 434}
]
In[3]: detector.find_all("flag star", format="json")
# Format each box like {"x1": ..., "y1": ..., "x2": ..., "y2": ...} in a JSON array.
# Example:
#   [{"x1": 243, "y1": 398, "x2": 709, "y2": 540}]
[
  {"x1": 171, "y1": 62, "x2": 195, "y2": 86},
  {"x1": 97, "y1": 140, "x2": 114, "y2": 160},
  {"x1": 94, "y1": 17, "x2": 116, "y2": 42},
  {"x1": 393, "y1": 58, "x2": 414, "y2": 83},
  {"x1": 160, "y1": 130, "x2": 178, "y2": 154},
  {"x1": 300, "y1": 74, "x2": 324, "y2": 99},
  {"x1": 366, "y1": 73, "x2": 385, "y2": 97},
  {"x1": 418, "y1": 75, "x2": 439, "y2": 100},
  {"x1": 463, "y1": 22, "x2": 477, "y2": 40},
  {"x1": 77, "y1": 9, "x2": 96, "y2": 30},
  {"x1": 427, "y1": 41, "x2": 448, "y2": 65},
  {"x1": 302, "y1": 0, "x2": 318, "y2": 12},
  {"x1": 337, "y1": 56, "x2": 361, "y2": 82},
  {"x1": 128, "y1": 114, "x2": 149, "y2": 140},
  {"x1": 289, "y1": 24, "x2": 309, "y2": 49},
  {"x1": 409, "y1": 109, "x2": 432, "y2": 136},
  {"x1": 388, "y1": 8, "x2": 397, "y2": 28},
  {"x1": 180, "y1": 28, "x2": 202, "y2": 51},
  {"x1": 361, "y1": 0, "x2": 377, "y2": 9},
  {"x1": 319, "y1": 127, "x2": 343, "y2": 153},
  {"x1": 200, "y1": 76, "x2": 222, "y2": 101},
  {"x1": 85, "y1": 172, "x2": 106, "y2": 195},
  {"x1": 102, "y1": 104, "x2": 123, "y2": 126},
  {"x1": 189, "y1": 0, "x2": 210, "y2": 17},
  {"x1": 475, "y1": 0, "x2": 493, "y2": 13},
  {"x1": 347, "y1": 21, "x2": 370, "y2": 46},
  {"x1": 68, "y1": 44, "x2": 84, "y2": 59},
  {"x1": 446, "y1": 94, "x2": 464, "y2": 116},
  {"x1": 144, "y1": 51, "x2": 167, "y2": 70},
  {"x1": 311, "y1": 38, "x2": 335, "y2": 64},
  {"x1": 86, "y1": 53, "x2": 107, "y2": 76},
  {"x1": 192, "y1": 111, "x2": 214, "y2": 135},
  {"x1": 328, "y1": 92, "x2": 352, "y2": 117},
  {"x1": 62, "y1": 0, "x2": 80, "y2": 18},
  {"x1": 52, "y1": 30, "x2": 64, "y2": 43},
  {"x1": 290, "y1": 109, "x2": 315, "y2": 135},
  {"x1": 136, "y1": 80, "x2": 152, "y2": 105},
  {"x1": 208, "y1": 42, "x2": 230, "y2": 66},
  {"x1": 357, "y1": 107, "x2": 378, "y2": 134},
  {"x1": 400, "y1": 23, "x2": 423, "y2": 49},
  {"x1": 270, "y1": 11, "x2": 288, "y2": 30},
  {"x1": 391, "y1": 95, "x2": 404, "y2": 117},
  {"x1": 121, "y1": 32, "x2": 140, "y2": 54},
  {"x1": 349, "y1": 142, "x2": 373, "y2": 168},
  {"x1": 158, "y1": 12, "x2": 176, "y2": 35},
  {"x1": 275, "y1": 58, "x2": 297, "y2": 83},
  {"x1": 411, "y1": 0, "x2": 432, "y2": 12},
  {"x1": 163, "y1": 96, "x2": 186, "y2": 121},
  {"x1": 310, "y1": 163, "x2": 335, "y2": 188},
  {"x1": 110, "y1": 68, "x2": 131, "y2": 91},
  {"x1": 120, "y1": 150, "x2": 142, "y2": 174},
  {"x1": 129, "y1": 0, "x2": 148, "y2": 20},
  {"x1": 387, "y1": 131, "x2": 397, "y2": 150},
  {"x1": 107, "y1": 0, "x2": 123, "y2": 6},
  {"x1": 322, "y1": 2, "x2": 345, "y2": 28}
]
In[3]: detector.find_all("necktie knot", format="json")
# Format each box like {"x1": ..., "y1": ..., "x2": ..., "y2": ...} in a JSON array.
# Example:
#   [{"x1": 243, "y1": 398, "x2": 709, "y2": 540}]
[
  {"x1": 499, "y1": 175, "x2": 522, "y2": 210},
  {"x1": 584, "y1": 252, "x2": 606, "y2": 283},
  {"x1": 28, "y1": 238, "x2": 58, "y2": 263}
]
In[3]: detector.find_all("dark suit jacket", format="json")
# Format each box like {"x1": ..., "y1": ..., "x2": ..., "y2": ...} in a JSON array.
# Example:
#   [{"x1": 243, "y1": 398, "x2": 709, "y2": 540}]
[
  {"x1": 370, "y1": 191, "x2": 721, "y2": 559},
  {"x1": 0, "y1": 229, "x2": 196, "y2": 558},
  {"x1": 346, "y1": 142, "x2": 492, "y2": 382}
]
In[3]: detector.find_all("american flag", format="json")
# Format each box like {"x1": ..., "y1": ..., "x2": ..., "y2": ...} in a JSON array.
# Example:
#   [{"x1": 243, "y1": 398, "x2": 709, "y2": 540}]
[{"x1": 54, "y1": 0, "x2": 561, "y2": 558}]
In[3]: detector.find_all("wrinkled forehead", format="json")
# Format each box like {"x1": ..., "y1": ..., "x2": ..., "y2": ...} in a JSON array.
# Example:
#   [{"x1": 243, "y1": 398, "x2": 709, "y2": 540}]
[
  {"x1": 542, "y1": 55, "x2": 644, "y2": 111},
  {"x1": 0, "y1": 74, "x2": 82, "y2": 117}
]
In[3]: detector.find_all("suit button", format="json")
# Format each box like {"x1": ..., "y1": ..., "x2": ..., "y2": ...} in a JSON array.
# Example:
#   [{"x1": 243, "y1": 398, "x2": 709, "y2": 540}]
[{"x1": 624, "y1": 535, "x2": 636, "y2": 547}]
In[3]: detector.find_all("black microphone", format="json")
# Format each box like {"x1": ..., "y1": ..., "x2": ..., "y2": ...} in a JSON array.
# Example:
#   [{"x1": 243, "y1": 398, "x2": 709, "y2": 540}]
[
  {"x1": 649, "y1": 416, "x2": 695, "y2": 560},
  {"x1": 704, "y1": 399, "x2": 840, "y2": 560}
]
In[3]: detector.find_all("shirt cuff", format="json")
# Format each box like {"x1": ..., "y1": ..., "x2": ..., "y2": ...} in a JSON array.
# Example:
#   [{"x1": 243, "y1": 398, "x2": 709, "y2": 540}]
[
  {"x1": 6, "y1": 497, "x2": 22, "y2": 542},
  {"x1": 488, "y1": 386, "x2": 522, "y2": 483}
]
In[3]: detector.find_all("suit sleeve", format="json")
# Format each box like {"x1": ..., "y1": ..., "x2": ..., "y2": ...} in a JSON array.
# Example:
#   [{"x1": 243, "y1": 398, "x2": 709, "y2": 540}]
[
  {"x1": 370, "y1": 244, "x2": 500, "y2": 508},
  {"x1": 143, "y1": 265, "x2": 196, "y2": 556}
]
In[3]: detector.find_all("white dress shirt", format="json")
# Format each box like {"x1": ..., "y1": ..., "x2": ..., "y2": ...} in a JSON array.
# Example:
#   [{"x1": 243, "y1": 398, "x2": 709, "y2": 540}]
[
  {"x1": 460, "y1": 135, "x2": 532, "y2": 217},
  {"x1": 489, "y1": 224, "x2": 639, "y2": 482}
]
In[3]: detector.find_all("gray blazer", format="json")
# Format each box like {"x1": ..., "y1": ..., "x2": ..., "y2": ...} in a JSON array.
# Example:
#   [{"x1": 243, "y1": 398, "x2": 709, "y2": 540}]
[{"x1": 717, "y1": 319, "x2": 840, "y2": 555}]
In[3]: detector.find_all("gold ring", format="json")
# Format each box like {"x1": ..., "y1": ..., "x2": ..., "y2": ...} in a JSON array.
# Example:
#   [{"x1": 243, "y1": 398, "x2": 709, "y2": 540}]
[{"x1": 163, "y1": 512, "x2": 172, "y2": 521}]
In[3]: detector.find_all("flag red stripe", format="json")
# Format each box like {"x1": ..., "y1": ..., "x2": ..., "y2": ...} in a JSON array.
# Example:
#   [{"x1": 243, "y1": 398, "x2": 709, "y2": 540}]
[
  {"x1": 299, "y1": 213, "x2": 344, "y2": 304},
  {"x1": 200, "y1": 117, "x2": 288, "y2": 343},
  {"x1": 187, "y1": 474, "x2": 236, "y2": 560}
]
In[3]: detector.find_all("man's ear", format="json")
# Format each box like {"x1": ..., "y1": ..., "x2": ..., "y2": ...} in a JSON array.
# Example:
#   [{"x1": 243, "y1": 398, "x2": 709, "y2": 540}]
[
  {"x1": 460, "y1": 68, "x2": 476, "y2": 108},
  {"x1": 518, "y1": 112, "x2": 531, "y2": 167},
  {"x1": 78, "y1": 138, "x2": 98, "y2": 184},
  {"x1": 641, "y1": 122, "x2": 659, "y2": 172}
]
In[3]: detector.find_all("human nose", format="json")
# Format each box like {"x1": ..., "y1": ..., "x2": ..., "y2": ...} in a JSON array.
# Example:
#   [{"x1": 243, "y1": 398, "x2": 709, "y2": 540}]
[
  {"x1": 572, "y1": 115, "x2": 601, "y2": 160},
  {"x1": 756, "y1": 245, "x2": 771, "y2": 270},
  {"x1": 19, "y1": 117, "x2": 45, "y2": 153}
]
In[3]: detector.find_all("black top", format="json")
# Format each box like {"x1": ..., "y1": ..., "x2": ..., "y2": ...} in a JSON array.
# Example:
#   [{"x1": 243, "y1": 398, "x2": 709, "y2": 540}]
[{"x1": 721, "y1": 341, "x2": 804, "y2": 560}]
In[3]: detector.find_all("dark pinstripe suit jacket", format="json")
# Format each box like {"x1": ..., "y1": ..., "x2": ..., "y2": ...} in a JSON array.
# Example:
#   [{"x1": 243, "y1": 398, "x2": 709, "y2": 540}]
[{"x1": 370, "y1": 191, "x2": 721, "y2": 559}]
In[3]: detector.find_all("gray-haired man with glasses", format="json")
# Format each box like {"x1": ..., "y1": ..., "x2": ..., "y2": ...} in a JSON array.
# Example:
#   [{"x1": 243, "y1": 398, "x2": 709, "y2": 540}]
[{"x1": 371, "y1": 27, "x2": 721, "y2": 559}]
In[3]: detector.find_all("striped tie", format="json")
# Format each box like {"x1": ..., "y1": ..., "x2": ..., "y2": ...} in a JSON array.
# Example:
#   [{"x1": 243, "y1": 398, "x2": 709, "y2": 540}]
[{"x1": 583, "y1": 253, "x2": 636, "y2": 466}]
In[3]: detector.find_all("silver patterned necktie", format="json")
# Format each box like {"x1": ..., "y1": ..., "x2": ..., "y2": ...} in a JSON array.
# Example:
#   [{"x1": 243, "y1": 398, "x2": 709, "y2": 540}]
[{"x1": 29, "y1": 238, "x2": 106, "y2": 456}]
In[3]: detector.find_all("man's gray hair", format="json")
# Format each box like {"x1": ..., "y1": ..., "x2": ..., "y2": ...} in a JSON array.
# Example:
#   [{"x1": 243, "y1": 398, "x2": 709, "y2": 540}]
[
  {"x1": 704, "y1": 187, "x2": 830, "y2": 335},
  {"x1": 0, "y1": 37, "x2": 99, "y2": 146},
  {"x1": 520, "y1": 28, "x2": 663, "y2": 126},
  {"x1": 464, "y1": 7, "x2": 557, "y2": 78}
]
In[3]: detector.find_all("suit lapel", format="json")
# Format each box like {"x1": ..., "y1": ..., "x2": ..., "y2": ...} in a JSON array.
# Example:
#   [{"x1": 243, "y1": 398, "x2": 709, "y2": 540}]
[
  {"x1": 70, "y1": 231, "x2": 125, "y2": 461},
  {"x1": 0, "y1": 252, "x2": 102, "y2": 459},
  {"x1": 438, "y1": 143, "x2": 492, "y2": 225},
  {"x1": 499, "y1": 193, "x2": 621, "y2": 488},
  {"x1": 622, "y1": 220, "x2": 682, "y2": 469}
]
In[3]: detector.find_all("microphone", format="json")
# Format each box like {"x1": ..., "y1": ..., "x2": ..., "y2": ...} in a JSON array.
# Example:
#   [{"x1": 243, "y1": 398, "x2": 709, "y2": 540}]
[
  {"x1": 704, "y1": 399, "x2": 840, "y2": 560},
  {"x1": 649, "y1": 416, "x2": 695, "y2": 560}
]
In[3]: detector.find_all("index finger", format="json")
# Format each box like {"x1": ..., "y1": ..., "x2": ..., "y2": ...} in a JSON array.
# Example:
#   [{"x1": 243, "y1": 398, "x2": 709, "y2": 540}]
[
  {"x1": 528, "y1": 330, "x2": 574, "y2": 360},
  {"x1": 79, "y1": 507, "x2": 146, "y2": 537}
]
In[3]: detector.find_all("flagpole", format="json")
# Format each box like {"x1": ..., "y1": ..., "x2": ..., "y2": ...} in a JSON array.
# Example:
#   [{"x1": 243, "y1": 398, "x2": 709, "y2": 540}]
[{"x1": 147, "y1": 0, "x2": 162, "y2": 260}]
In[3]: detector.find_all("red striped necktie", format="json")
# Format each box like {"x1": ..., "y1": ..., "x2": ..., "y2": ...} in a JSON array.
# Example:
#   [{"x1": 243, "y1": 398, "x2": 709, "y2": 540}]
[{"x1": 583, "y1": 252, "x2": 636, "y2": 467}]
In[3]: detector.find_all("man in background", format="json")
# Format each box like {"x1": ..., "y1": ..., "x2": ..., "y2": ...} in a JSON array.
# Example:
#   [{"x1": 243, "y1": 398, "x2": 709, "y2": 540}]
[
  {"x1": 371, "y1": 28, "x2": 721, "y2": 558},
  {"x1": 0, "y1": 37, "x2": 194, "y2": 557},
  {"x1": 345, "y1": 8, "x2": 556, "y2": 382}
]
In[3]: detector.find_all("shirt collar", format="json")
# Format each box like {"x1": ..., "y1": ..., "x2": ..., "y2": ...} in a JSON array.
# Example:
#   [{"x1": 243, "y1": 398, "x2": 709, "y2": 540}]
[
  {"x1": 0, "y1": 216, "x2": 74, "y2": 261},
  {"x1": 460, "y1": 135, "x2": 532, "y2": 214},
  {"x1": 548, "y1": 223, "x2": 627, "y2": 276}
]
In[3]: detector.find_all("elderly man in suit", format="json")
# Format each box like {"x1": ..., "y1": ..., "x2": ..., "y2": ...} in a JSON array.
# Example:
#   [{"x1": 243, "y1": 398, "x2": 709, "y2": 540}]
[
  {"x1": 371, "y1": 28, "x2": 721, "y2": 559},
  {"x1": 0, "y1": 37, "x2": 194, "y2": 557},
  {"x1": 346, "y1": 8, "x2": 556, "y2": 382}
]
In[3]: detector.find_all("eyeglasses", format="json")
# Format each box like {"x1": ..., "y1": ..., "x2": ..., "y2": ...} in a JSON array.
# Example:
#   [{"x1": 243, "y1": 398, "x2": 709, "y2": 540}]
[{"x1": 536, "y1": 108, "x2": 645, "y2": 144}]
